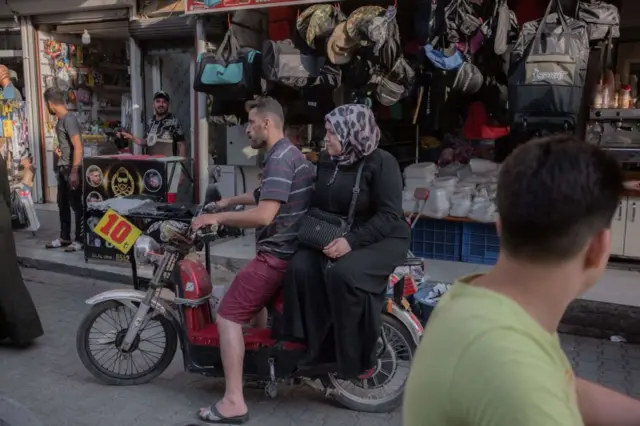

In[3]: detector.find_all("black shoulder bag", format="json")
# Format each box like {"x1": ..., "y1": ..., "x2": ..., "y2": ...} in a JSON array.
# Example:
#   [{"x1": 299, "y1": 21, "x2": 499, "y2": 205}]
[{"x1": 298, "y1": 161, "x2": 365, "y2": 251}]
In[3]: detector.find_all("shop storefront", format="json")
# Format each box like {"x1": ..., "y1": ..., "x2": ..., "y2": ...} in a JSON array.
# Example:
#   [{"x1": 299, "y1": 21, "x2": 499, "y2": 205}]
[
  {"x1": 183, "y1": 0, "x2": 640, "y2": 270},
  {"x1": 32, "y1": 12, "x2": 132, "y2": 203}
]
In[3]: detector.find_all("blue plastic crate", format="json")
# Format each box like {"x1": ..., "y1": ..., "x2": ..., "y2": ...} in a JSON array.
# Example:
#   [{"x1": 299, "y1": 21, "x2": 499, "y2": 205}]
[
  {"x1": 410, "y1": 219, "x2": 462, "y2": 262},
  {"x1": 461, "y1": 222, "x2": 500, "y2": 265}
]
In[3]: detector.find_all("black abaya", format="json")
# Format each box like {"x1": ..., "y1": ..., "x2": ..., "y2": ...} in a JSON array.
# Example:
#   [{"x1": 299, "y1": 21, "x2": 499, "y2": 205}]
[
  {"x1": 283, "y1": 149, "x2": 410, "y2": 378},
  {"x1": 0, "y1": 156, "x2": 43, "y2": 345}
]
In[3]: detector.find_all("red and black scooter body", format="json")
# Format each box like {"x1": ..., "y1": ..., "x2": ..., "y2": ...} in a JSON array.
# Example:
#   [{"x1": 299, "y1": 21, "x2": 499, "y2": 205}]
[{"x1": 174, "y1": 258, "x2": 308, "y2": 380}]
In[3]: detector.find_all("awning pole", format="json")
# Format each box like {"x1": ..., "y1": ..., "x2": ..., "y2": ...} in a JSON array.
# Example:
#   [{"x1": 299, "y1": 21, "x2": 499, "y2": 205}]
[{"x1": 196, "y1": 18, "x2": 208, "y2": 203}]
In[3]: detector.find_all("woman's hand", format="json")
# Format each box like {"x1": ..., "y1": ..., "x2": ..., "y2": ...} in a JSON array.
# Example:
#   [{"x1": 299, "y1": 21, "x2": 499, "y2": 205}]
[
  {"x1": 624, "y1": 180, "x2": 640, "y2": 191},
  {"x1": 323, "y1": 237, "x2": 351, "y2": 259}
]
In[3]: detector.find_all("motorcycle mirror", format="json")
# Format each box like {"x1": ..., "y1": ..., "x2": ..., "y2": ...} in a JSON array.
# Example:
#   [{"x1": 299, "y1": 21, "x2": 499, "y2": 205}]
[{"x1": 205, "y1": 184, "x2": 222, "y2": 204}]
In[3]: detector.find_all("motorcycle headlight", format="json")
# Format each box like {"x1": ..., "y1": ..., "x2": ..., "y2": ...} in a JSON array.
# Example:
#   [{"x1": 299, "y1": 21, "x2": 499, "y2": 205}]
[{"x1": 134, "y1": 235, "x2": 161, "y2": 265}]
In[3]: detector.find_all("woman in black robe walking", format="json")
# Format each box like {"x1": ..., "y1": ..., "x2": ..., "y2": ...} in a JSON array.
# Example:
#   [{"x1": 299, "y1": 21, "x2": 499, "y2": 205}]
[
  {"x1": 0, "y1": 155, "x2": 43, "y2": 346},
  {"x1": 283, "y1": 104, "x2": 410, "y2": 378}
]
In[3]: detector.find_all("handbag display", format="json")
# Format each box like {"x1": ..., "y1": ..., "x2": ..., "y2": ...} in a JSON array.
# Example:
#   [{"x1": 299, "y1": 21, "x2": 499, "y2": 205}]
[
  {"x1": 508, "y1": 0, "x2": 589, "y2": 130},
  {"x1": 262, "y1": 39, "x2": 325, "y2": 88},
  {"x1": 193, "y1": 28, "x2": 261, "y2": 101},
  {"x1": 298, "y1": 161, "x2": 364, "y2": 251}
]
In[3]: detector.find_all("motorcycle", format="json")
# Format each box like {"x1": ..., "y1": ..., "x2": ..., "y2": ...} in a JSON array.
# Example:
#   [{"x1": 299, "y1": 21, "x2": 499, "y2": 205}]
[{"x1": 75, "y1": 190, "x2": 423, "y2": 413}]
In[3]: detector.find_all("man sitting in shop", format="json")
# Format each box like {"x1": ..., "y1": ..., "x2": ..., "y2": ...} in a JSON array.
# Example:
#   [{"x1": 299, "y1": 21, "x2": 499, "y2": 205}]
[
  {"x1": 404, "y1": 135, "x2": 640, "y2": 425},
  {"x1": 117, "y1": 90, "x2": 186, "y2": 157}
]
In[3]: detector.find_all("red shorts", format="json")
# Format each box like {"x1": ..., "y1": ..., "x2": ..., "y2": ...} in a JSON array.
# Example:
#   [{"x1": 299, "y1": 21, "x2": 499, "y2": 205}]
[{"x1": 217, "y1": 252, "x2": 288, "y2": 324}]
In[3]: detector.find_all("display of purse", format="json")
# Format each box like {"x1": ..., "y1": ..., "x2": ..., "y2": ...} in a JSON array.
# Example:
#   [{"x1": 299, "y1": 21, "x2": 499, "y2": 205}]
[{"x1": 297, "y1": 161, "x2": 364, "y2": 251}]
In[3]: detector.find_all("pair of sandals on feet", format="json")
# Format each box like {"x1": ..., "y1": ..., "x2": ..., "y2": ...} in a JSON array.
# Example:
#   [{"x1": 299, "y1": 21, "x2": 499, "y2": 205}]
[{"x1": 45, "y1": 238, "x2": 82, "y2": 252}]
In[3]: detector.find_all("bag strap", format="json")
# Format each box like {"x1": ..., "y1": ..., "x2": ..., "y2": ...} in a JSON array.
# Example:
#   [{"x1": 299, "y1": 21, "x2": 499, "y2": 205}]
[
  {"x1": 600, "y1": 28, "x2": 612, "y2": 79},
  {"x1": 228, "y1": 28, "x2": 240, "y2": 57},
  {"x1": 215, "y1": 30, "x2": 232, "y2": 61},
  {"x1": 346, "y1": 160, "x2": 365, "y2": 229},
  {"x1": 532, "y1": 0, "x2": 571, "y2": 55},
  {"x1": 216, "y1": 28, "x2": 240, "y2": 61}
]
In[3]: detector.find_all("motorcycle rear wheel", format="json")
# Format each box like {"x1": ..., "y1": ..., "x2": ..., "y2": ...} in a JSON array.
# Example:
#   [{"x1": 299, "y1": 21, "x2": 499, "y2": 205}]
[
  {"x1": 76, "y1": 300, "x2": 177, "y2": 386},
  {"x1": 328, "y1": 314, "x2": 416, "y2": 413}
]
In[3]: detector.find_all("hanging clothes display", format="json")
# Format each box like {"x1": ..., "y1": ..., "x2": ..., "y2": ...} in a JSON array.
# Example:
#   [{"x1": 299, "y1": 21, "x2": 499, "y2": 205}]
[{"x1": 0, "y1": 99, "x2": 39, "y2": 231}]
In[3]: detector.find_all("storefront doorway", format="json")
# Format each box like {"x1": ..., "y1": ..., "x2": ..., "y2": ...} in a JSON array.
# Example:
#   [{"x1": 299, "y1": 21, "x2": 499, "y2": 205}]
[{"x1": 34, "y1": 22, "x2": 132, "y2": 203}]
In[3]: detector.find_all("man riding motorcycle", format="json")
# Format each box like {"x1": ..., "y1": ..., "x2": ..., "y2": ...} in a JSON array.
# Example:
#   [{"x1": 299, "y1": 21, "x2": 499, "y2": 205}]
[{"x1": 191, "y1": 96, "x2": 314, "y2": 424}]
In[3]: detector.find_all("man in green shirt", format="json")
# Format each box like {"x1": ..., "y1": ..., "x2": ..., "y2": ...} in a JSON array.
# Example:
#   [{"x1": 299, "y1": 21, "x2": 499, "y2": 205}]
[{"x1": 404, "y1": 135, "x2": 640, "y2": 426}]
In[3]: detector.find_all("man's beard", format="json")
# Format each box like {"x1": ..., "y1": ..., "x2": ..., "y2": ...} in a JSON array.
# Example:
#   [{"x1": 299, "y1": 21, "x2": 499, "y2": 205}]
[
  {"x1": 249, "y1": 138, "x2": 266, "y2": 150},
  {"x1": 48, "y1": 106, "x2": 56, "y2": 115},
  {"x1": 154, "y1": 107, "x2": 167, "y2": 116}
]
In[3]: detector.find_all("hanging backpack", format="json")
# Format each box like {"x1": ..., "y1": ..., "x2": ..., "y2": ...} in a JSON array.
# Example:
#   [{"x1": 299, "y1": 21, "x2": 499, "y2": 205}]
[
  {"x1": 193, "y1": 28, "x2": 262, "y2": 101},
  {"x1": 262, "y1": 39, "x2": 326, "y2": 88},
  {"x1": 577, "y1": 0, "x2": 620, "y2": 44},
  {"x1": 508, "y1": 0, "x2": 589, "y2": 131}
]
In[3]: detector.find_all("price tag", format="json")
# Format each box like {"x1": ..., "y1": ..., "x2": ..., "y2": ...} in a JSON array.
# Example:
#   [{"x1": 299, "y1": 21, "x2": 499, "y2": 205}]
[{"x1": 93, "y1": 209, "x2": 142, "y2": 254}]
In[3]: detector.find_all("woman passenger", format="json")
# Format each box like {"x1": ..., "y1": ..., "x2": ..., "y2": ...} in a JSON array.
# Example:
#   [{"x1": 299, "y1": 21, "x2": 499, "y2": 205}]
[{"x1": 283, "y1": 104, "x2": 410, "y2": 378}]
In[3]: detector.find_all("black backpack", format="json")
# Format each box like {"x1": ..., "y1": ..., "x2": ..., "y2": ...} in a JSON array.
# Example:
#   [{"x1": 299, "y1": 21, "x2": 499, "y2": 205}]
[{"x1": 508, "y1": 0, "x2": 590, "y2": 131}]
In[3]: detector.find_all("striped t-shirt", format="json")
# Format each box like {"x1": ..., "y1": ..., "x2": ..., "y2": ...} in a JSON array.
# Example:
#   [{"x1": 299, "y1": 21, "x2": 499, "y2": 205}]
[{"x1": 255, "y1": 138, "x2": 314, "y2": 259}]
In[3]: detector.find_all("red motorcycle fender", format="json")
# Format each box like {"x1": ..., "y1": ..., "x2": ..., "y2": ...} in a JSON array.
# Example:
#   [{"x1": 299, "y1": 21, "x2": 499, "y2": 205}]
[{"x1": 385, "y1": 299, "x2": 423, "y2": 345}]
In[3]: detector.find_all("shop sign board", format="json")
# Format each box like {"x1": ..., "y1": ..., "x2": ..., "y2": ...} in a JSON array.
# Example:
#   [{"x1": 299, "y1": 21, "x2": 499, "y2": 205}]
[
  {"x1": 184, "y1": 0, "x2": 342, "y2": 15},
  {"x1": 93, "y1": 209, "x2": 142, "y2": 255}
]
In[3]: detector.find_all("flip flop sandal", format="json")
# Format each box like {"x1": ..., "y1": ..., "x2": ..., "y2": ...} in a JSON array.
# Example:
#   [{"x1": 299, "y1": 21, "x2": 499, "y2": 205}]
[
  {"x1": 198, "y1": 406, "x2": 249, "y2": 425},
  {"x1": 64, "y1": 242, "x2": 83, "y2": 253},
  {"x1": 46, "y1": 239, "x2": 70, "y2": 249}
]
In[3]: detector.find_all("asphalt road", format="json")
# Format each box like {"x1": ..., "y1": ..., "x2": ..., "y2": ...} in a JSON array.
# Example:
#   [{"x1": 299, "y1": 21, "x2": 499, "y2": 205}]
[{"x1": 1, "y1": 269, "x2": 639, "y2": 426}]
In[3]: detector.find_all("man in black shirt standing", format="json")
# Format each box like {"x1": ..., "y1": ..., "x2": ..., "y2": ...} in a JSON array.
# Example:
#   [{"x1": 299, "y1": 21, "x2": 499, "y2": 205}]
[
  {"x1": 118, "y1": 90, "x2": 186, "y2": 157},
  {"x1": 44, "y1": 87, "x2": 84, "y2": 252}
]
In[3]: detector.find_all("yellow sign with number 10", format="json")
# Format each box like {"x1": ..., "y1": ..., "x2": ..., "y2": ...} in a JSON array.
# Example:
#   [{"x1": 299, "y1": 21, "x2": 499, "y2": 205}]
[{"x1": 94, "y1": 209, "x2": 142, "y2": 254}]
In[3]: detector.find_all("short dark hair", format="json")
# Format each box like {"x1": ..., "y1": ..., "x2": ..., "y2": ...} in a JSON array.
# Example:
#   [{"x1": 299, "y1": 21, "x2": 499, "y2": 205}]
[
  {"x1": 245, "y1": 96, "x2": 284, "y2": 128},
  {"x1": 497, "y1": 135, "x2": 623, "y2": 263},
  {"x1": 44, "y1": 87, "x2": 65, "y2": 105}
]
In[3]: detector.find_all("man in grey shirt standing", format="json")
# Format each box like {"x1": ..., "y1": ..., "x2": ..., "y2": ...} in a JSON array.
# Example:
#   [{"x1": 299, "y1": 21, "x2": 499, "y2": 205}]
[{"x1": 44, "y1": 88, "x2": 84, "y2": 252}]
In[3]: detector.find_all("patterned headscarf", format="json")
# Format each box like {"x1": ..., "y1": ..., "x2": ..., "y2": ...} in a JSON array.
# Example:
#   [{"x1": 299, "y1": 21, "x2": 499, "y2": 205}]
[{"x1": 325, "y1": 104, "x2": 381, "y2": 167}]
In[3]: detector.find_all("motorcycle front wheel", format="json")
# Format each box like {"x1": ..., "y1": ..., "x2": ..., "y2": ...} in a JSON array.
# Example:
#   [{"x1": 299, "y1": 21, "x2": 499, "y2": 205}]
[
  {"x1": 76, "y1": 300, "x2": 178, "y2": 386},
  {"x1": 328, "y1": 314, "x2": 417, "y2": 413}
]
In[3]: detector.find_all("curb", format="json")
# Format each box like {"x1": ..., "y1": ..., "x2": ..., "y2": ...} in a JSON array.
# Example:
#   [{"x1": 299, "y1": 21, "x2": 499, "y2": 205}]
[{"x1": 18, "y1": 255, "x2": 131, "y2": 285}]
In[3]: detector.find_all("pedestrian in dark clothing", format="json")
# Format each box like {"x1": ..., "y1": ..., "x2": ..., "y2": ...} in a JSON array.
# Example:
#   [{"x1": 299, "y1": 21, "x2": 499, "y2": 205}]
[
  {"x1": 43, "y1": 87, "x2": 84, "y2": 252},
  {"x1": 0, "y1": 154, "x2": 43, "y2": 346},
  {"x1": 283, "y1": 104, "x2": 410, "y2": 378}
]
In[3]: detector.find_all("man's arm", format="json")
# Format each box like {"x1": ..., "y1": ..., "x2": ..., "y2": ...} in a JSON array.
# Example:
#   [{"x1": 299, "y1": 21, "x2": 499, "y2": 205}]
[
  {"x1": 224, "y1": 192, "x2": 257, "y2": 207},
  {"x1": 576, "y1": 378, "x2": 640, "y2": 425},
  {"x1": 216, "y1": 200, "x2": 281, "y2": 228},
  {"x1": 66, "y1": 116, "x2": 83, "y2": 169},
  {"x1": 174, "y1": 119, "x2": 187, "y2": 157},
  {"x1": 213, "y1": 155, "x2": 293, "y2": 228}
]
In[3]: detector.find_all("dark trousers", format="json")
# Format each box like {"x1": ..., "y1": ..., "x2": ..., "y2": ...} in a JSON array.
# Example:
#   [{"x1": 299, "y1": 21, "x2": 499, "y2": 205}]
[{"x1": 56, "y1": 166, "x2": 83, "y2": 243}]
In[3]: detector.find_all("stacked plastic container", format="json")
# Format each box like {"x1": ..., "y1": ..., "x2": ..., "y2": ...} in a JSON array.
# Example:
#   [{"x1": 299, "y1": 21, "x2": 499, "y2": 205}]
[{"x1": 402, "y1": 162, "x2": 436, "y2": 213}]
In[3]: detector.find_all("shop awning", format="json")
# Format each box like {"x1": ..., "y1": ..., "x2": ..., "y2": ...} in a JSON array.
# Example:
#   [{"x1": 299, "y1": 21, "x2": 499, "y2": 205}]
[
  {"x1": 184, "y1": 0, "x2": 342, "y2": 15},
  {"x1": 129, "y1": 15, "x2": 225, "y2": 40},
  {"x1": 0, "y1": 0, "x2": 134, "y2": 18},
  {"x1": 54, "y1": 20, "x2": 130, "y2": 39}
]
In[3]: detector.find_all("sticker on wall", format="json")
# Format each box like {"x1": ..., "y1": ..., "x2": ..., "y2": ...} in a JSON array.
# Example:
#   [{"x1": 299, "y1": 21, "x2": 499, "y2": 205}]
[
  {"x1": 143, "y1": 169, "x2": 163, "y2": 193},
  {"x1": 86, "y1": 165, "x2": 104, "y2": 188},
  {"x1": 110, "y1": 167, "x2": 135, "y2": 197},
  {"x1": 86, "y1": 191, "x2": 103, "y2": 204},
  {"x1": 76, "y1": 46, "x2": 83, "y2": 65},
  {"x1": 3, "y1": 120, "x2": 13, "y2": 138}
]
